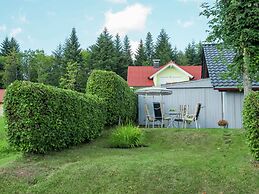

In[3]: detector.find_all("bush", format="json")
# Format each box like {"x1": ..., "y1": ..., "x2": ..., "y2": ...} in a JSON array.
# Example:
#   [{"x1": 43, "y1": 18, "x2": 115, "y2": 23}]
[
  {"x1": 86, "y1": 70, "x2": 137, "y2": 126},
  {"x1": 243, "y1": 91, "x2": 259, "y2": 161},
  {"x1": 4, "y1": 81, "x2": 106, "y2": 154},
  {"x1": 109, "y1": 125, "x2": 144, "y2": 148}
]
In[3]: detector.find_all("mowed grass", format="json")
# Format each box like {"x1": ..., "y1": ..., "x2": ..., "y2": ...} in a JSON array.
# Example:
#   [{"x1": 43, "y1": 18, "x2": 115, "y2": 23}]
[
  {"x1": 0, "y1": 127, "x2": 258, "y2": 194},
  {"x1": 0, "y1": 117, "x2": 20, "y2": 166}
]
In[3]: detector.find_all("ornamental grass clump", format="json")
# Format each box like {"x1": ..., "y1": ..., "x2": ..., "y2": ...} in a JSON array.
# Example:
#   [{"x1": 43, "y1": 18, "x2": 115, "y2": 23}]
[{"x1": 109, "y1": 125, "x2": 144, "y2": 148}]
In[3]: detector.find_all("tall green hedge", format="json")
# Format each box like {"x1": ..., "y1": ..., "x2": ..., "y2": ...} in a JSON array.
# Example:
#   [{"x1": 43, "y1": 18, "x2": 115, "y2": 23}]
[
  {"x1": 86, "y1": 70, "x2": 137, "y2": 126},
  {"x1": 243, "y1": 91, "x2": 259, "y2": 161},
  {"x1": 4, "y1": 81, "x2": 106, "y2": 154}
]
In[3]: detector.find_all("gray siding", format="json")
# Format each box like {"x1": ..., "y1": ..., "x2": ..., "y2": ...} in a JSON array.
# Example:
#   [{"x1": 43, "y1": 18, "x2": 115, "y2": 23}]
[
  {"x1": 223, "y1": 92, "x2": 244, "y2": 128},
  {"x1": 138, "y1": 79, "x2": 244, "y2": 128}
]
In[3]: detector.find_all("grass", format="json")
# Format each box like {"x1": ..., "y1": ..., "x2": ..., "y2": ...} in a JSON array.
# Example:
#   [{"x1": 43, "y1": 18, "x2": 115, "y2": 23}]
[
  {"x1": 0, "y1": 117, "x2": 20, "y2": 167},
  {"x1": 0, "y1": 126, "x2": 258, "y2": 193}
]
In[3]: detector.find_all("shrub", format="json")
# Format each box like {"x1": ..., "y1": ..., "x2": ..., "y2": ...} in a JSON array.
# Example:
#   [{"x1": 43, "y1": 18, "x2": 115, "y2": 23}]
[
  {"x1": 4, "y1": 81, "x2": 106, "y2": 154},
  {"x1": 243, "y1": 91, "x2": 259, "y2": 161},
  {"x1": 109, "y1": 125, "x2": 144, "y2": 148},
  {"x1": 86, "y1": 70, "x2": 137, "y2": 126}
]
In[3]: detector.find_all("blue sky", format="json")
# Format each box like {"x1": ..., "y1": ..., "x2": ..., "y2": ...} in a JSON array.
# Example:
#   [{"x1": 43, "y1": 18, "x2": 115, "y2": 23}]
[{"x1": 0, "y1": 0, "x2": 214, "y2": 54}]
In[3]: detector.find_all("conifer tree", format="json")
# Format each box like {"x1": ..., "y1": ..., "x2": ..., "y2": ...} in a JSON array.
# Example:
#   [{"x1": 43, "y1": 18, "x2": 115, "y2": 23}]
[
  {"x1": 0, "y1": 37, "x2": 20, "y2": 56},
  {"x1": 134, "y1": 39, "x2": 148, "y2": 66},
  {"x1": 52, "y1": 44, "x2": 65, "y2": 86},
  {"x1": 63, "y1": 28, "x2": 86, "y2": 92},
  {"x1": 185, "y1": 41, "x2": 196, "y2": 65},
  {"x1": 63, "y1": 28, "x2": 82, "y2": 64},
  {"x1": 145, "y1": 32, "x2": 154, "y2": 65},
  {"x1": 89, "y1": 28, "x2": 116, "y2": 72},
  {"x1": 122, "y1": 35, "x2": 133, "y2": 67},
  {"x1": 114, "y1": 34, "x2": 127, "y2": 79},
  {"x1": 154, "y1": 29, "x2": 173, "y2": 65}
]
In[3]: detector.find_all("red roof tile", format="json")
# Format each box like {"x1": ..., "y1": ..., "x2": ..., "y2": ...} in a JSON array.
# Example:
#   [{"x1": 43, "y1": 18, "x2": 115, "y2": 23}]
[
  {"x1": 0, "y1": 89, "x2": 5, "y2": 103},
  {"x1": 127, "y1": 65, "x2": 202, "y2": 87}
]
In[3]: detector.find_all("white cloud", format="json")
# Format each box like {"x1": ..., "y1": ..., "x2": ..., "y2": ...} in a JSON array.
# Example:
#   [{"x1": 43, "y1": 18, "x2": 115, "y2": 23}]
[
  {"x1": 19, "y1": 15, "x2": 29, "y2": 24},
  {"x1": 0, "y1": 25, "x2": 7, "y2": 32},
  {"x1": 106, "y1": 0, "x2": 127, "y2": 4},
  {"x1": 177, "y1": 19, "x2": 194, "y2": 28},
  {"x1": 103, "y1": 3, "x2": 152, "y2": 36},
  {"x1": 10, "y1": 28, "x2": 22, "y2": 37}
]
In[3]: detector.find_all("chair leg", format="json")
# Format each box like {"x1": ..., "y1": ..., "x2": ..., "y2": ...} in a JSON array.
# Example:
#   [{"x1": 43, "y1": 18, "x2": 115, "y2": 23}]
[
  {"x1": 145, "y1": 119, "x2": 147, "y2": 128},
  {"x1": 195, "y1": 120, "x2": 198, "y2": 129},
  {"x1": 153, "y1": 120, "x2": 154, "y2": 128}
]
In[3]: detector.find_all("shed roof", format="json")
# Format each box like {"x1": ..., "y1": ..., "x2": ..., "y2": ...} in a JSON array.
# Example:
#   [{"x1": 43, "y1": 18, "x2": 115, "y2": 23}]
[{"x1": 203, "y1": 44, "x2": 259, "y2": 90}]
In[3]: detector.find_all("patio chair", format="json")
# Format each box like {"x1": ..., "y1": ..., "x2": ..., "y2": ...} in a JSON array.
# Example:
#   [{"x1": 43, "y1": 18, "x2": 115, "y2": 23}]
[
  {"x1": 173, "y1": 105, "x2": 189, "y2": 128},
  {"x1": 144, "y1": 104, "x2": 156, "y2": 128},
  {"x1": 153, "y1": 102, "x2": 171, "y2": 128},
  {"x1": 184, "y1": 103, "x2": 202, "y2": 129}
]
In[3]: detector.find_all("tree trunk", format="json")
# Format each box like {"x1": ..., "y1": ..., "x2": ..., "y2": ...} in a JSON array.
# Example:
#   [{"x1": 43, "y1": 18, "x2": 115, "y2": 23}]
[{"x1": 243, "y1": 47, "x2": 252, "y2": 97}]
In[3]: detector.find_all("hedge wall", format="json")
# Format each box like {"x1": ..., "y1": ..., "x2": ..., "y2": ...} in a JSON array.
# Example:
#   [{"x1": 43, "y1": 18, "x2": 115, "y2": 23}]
[
  {"x1": 4, "y1": 81, "x2": 106, "y2": 153},
  {"x1": 243, "y1": 91, "x2": 259, "y2": 161},
  {"x1": 86, "y1": 70, "x2": 137, "y2": 126}
]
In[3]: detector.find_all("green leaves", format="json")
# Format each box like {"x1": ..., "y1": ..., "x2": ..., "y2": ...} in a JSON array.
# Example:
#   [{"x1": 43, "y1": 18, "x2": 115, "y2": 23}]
[
  {"x1": 86, "y1": 70, "x2": 137, "y2": 126},
  {"x1": 243, "y1": 91, "x2": 259, "y2": 161},
  {"x1": 4, "y1": 81, "x2": 106, "y2": 154}
]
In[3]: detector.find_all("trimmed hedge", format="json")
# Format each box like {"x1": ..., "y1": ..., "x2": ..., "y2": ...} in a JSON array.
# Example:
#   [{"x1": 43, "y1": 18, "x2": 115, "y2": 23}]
[
  {"x1": 243, "y1": 91, "x2": 259, "y2": 161},
  {"x1": 86, "y1": 70, "x2": 137, "y2": 126},
  {"x1": 4, "y1": 81, "x2": 106, "y2": 154}
]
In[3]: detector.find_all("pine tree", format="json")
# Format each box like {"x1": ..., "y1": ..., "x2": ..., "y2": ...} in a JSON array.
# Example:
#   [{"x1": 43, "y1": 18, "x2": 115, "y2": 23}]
[
  {"x1": 63, "y1": 28, "x2": 82, "y2": 64},
  {"x1": 9, "y1": 37, "x2": 20, "y2": 53},
  {"x1": 154, "y1": 29, "x2": 173, "y2": 65},
  {"x1": 63, "y1": 28, "x2": 85, "y2": 92},
  {"x1": 185, "y1": 41, "x2": 196, "y2": 65},
  {"x1": 176, "y1": 50, "x2": 188, "y2": 66},
  {"x1": 122, "y1": 35, "x2": 133, "y2": 67},
  {"x1": 134, "y1": 39, "x2": 148, "y2": 66},
  {"x1": 0, "y1": 37, "x2": 20, "y2": 56},
  {"x1": 89, "y1": 28, "x2": 116, "y2": 72},
  {"x1": 114, "y1": 34, "x2": 127, "y2": 79},
  {"x1": 52, "y1": 44, "x2": 65, "y2": 86},
  {"x1": 0, "y1": 37, "x2": 11, "y2": 56},
  {"x1": 145, "y1": 32, "x2": 154, "y2": 65}
]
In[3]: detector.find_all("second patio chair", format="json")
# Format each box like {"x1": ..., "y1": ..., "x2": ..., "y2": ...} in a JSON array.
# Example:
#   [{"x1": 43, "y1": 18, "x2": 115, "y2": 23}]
[
  {"x1": 173, "y1": 105, "x2": 189, "y2": 128},
  {"x1": 153, "y1": 102, "x2": 171, "y2": 128},
  {"x1": 184, "y1": 103, "x2": 202, "y2": 128}
]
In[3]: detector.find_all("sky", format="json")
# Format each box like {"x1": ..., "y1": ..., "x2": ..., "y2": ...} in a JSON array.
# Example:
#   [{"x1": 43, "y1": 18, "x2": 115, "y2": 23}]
[{"x1": 0, "y1": 0, "x2": 214, "y2": 55}]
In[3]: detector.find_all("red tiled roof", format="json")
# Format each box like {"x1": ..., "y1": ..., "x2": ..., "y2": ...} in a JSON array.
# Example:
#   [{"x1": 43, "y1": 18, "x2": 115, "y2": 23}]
[
  {"x1": 180, "y1": 66, "x2": 202, "y2": 80},
  {"x1": 127, "y1": 65, "x2": 202, "y2": 87},
  {"x1": 0, "y1": 89, "x2": 5, "y2": 103}
]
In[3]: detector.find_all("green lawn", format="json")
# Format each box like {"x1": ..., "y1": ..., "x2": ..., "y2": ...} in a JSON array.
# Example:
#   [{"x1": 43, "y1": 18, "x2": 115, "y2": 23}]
[
  {"x1": 0, "y1": 125, "x2": 258, "y2": 193},
  {"x1": 0, "y1": 117, "x2": 20, "y2": 167}
]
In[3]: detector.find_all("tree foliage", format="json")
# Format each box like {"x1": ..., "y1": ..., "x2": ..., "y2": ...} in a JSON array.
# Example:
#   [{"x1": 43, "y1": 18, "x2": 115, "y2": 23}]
[
  {"x1": 201, "y1": 0, "x2": 259, "y2": 95},
  {"x1": 145, "y1": 32, "x2": 154, "y2": 65},
  {"x1": 154, "y1": 29, "x2": 173, "y2": 65},
  {"x1": 89, "y1": 28, "x2": 116, "y2": 72},
  {"x1": 134, "y1": 39, "x2": 148, "y2": 66}
]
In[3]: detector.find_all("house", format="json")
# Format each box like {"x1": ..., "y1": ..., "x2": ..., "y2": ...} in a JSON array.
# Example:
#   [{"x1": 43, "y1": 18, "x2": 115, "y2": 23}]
[
  {"x1": 127, "y1": 61, "x2": 202, "y2": 88},
  {"x1": 136, "y1": 44, "x2": 259, "y2": 128},
  {"x1": 0, "y1": 89, "x2": 5, "y2": 116}
]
